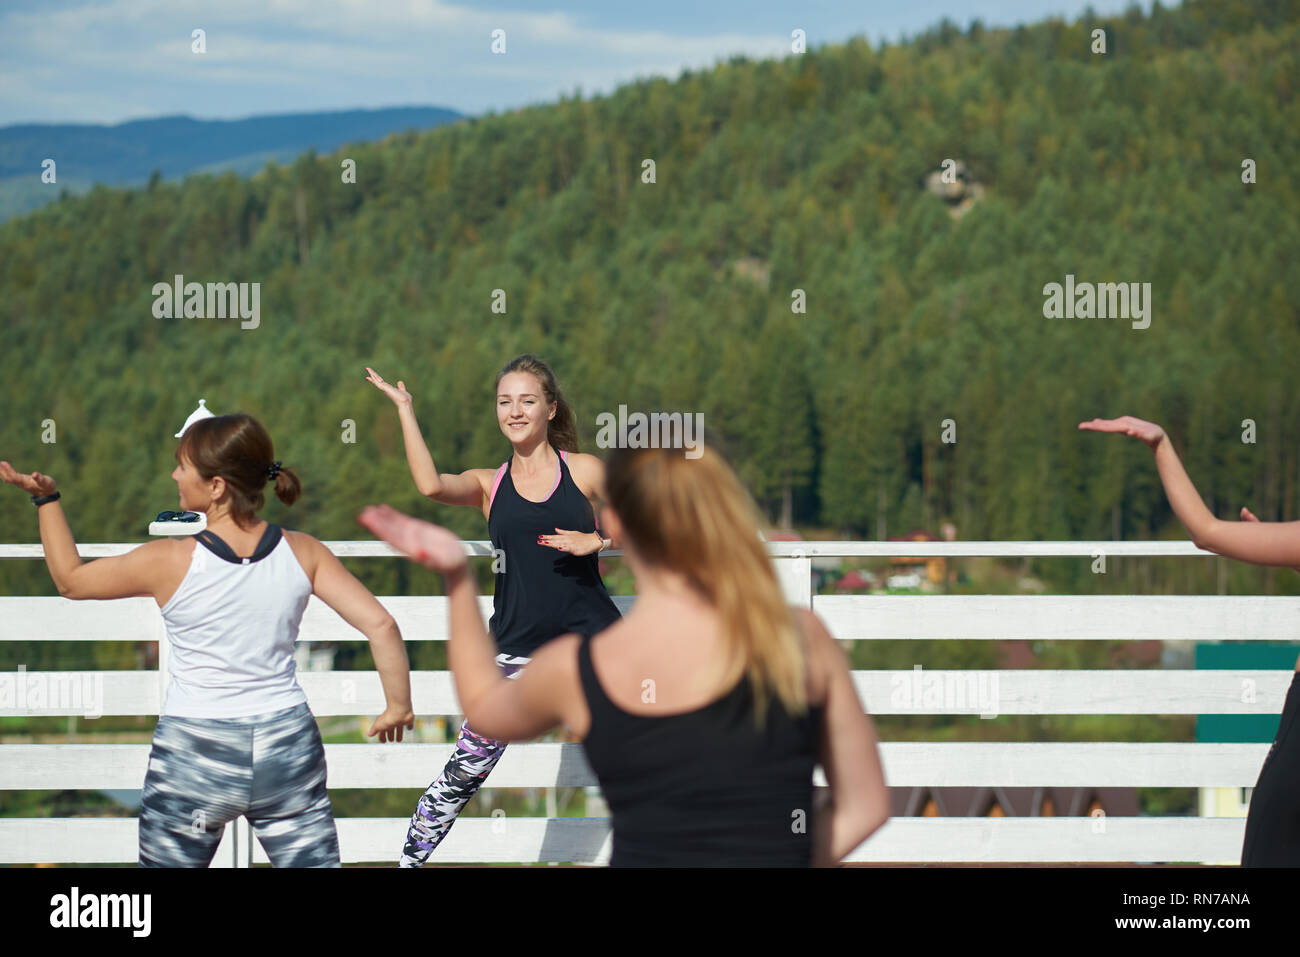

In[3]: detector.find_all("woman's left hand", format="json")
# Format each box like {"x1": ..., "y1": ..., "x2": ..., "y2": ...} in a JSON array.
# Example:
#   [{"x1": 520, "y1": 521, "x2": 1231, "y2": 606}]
[
  {"x1": 540, "y1": 527, "x2": 601, "y2": 556},
  {"x1": 357, "y1": 504, "x2": 469, "y2": 574},
  {"x1": 0, "y1": 461, "x2": 57, "y2": 496}
]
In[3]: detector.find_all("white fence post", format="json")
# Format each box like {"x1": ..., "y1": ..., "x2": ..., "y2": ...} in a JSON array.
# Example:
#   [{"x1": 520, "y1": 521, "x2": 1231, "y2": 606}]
[{"x1": 773, "y1": 547, "x2": 813, "y2": 609}]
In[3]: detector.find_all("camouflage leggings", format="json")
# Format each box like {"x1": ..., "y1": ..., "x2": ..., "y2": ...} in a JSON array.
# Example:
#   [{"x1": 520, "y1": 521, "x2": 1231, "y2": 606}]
[{"x1": 399, "y1": 654, "x2": 530, "y2": 867}]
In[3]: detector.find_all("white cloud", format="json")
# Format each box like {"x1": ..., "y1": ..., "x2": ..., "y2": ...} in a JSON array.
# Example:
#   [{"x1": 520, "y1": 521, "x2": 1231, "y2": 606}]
[{"x1": 0, "y1": 0, "x2": 792, "y2": 123}]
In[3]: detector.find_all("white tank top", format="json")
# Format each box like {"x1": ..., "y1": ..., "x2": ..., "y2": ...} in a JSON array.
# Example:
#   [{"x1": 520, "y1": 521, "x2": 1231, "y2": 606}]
[{"x1": 159, "y1": 524, "x2": 312, "y2": 718}]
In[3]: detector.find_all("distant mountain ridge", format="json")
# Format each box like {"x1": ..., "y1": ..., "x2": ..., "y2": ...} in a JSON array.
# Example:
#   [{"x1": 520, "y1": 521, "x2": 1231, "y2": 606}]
[{"x1": 0, "y1": 105, "x2": 465, "y2": 221}]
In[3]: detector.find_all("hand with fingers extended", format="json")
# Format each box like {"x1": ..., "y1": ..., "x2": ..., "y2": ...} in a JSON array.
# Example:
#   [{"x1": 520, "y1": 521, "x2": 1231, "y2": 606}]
[
  {"x1": 364, "y1": 367, "x2": 413, "y2": 408},
  {"x1": 357, "y1": 504, "x2": 469, "y2": 575},
  {"x1": 540, "y1": 527, "x2": 603, "y2": 556},
  {"x1": 1077, "y1": 415, "x2": 1167, "y2": 451},
  {"x1": 0, "y1": 461, "x2": 57, "y2": 497},
  {"x1": 366, "y1": 704, "x2": 416, "y2": 743}
]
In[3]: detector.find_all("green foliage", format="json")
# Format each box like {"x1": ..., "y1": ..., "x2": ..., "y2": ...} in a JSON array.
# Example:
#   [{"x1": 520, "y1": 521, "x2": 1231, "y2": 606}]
[{"x1": 3, "y1": 2, "x2": 1293, "y2": 563}]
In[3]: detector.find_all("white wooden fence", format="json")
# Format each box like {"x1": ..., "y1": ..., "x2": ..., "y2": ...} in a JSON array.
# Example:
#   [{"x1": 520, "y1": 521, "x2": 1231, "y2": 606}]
[{"x1": 1, "y1": 539, "x2": 1291, "y2": 866}]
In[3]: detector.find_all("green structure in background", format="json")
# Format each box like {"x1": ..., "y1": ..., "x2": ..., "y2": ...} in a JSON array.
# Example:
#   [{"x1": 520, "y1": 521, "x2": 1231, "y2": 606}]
[{"x1": 1196, "y1": 643, "x2": 1297, "y2": 743}]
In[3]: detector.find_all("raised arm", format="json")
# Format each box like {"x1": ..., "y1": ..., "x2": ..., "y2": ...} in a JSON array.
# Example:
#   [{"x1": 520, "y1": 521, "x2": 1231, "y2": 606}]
[
  {"x1": 364, "y1": 367, "x2": 489, "y2": 510},
  {"x1": 0, "y1": 461, "x2": 171, "y2": 600},
  {"x1": 356, "y1": 504, "x2": 566, "y2": 740},
  {"x1": 798, "y1": 608, "x2": 890, "y2": 865},
  {"x1": 301, "y1": 533, "x2": 413, "y2": 742},
  {"x1": 1079, "y1": 417, "x2": 1300, "y2": 568}
]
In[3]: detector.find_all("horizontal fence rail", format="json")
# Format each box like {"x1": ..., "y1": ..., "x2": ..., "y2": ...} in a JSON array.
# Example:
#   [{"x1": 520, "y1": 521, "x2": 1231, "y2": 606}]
[
  {"x1": 0, "y1": 669, "x2": 1294, "y2": 716},
  {"x1": 0, "y1": 540, "x2": 1294, "y2": 866},
  {"x1": 0, "y1": 742, "x2": 1274, "y2": 790},
  {"x1": 0, "y1": 817, "x2": 1250, "y2": 866}
]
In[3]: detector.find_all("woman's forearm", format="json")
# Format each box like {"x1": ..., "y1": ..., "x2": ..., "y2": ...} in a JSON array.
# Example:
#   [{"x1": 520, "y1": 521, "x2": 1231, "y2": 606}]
[
  {"x1": 444, "y1": 565, "x2": 502, "y2": 717},
  {"x1": 809, "y1": 773, "x2": 890, "y2": 865},
  {"x1": 811, "y1": 795, "x2": 888, "y2": 866},
  {"x1": 367, "y1": 618, "x2": 412, "y2": 710},
  {"x1": 396, "y1": 403, "x2": 441, "y2": 497},
  {"x1": 834, "y1": 808, "x2": 888, "y2": 862},
  {"x1": 36, "y1": 501, "x2": 84, "y2": 595},
  {"x1": 1152, "y1": 434, "x2": 1217, "y2": 545}
]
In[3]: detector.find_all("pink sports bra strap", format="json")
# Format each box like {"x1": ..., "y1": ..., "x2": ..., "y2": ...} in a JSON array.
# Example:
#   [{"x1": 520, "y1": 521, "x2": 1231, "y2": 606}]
[
  {"x1": 548, "y1": 450, "x2": 565, "y2": 498},
  {"x1": 489, "y1": 461, "x2": 508, "y2": 508}
]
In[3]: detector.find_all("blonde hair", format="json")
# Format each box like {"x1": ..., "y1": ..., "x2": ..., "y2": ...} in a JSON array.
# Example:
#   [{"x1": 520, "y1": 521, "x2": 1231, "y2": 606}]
[{"x1": 604, "y1": 440, "x2": 808, "y2": 729}]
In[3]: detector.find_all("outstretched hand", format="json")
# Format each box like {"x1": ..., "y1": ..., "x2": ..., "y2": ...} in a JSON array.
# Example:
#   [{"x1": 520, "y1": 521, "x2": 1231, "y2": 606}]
[
  {"x1": 364, "y1": 367, "x2": 413, "y2": 408},
  {"x1": 1078, "y1": 416, "x2": 1166, "y2": 450},
  {"x1": 0, "y1": 461, "x2": 57, "y2": 496},
  {"x1": 357, "y1": 504, "x2": 469, "y2": 575}
]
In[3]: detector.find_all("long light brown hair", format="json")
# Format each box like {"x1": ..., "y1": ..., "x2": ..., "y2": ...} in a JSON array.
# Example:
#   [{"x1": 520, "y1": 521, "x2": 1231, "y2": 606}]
[
  {"x1": 495, "y1": 354, "x2": 580, "y2": 453},
  {"x1": 604, "y1": 440, "x2": 808, "y2": 729}
]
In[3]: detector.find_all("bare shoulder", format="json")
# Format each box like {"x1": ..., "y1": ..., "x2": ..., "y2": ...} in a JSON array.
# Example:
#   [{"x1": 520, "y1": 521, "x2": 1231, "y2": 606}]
[
  {"x1": 462, "y1": 465, "x2": 505, "y2": 497},
  {"x1": 281, "y1": 529, "x2": 323, "y2": 580},
  {"x1": 466, "y1": 466, "x2": 503, "y2": 517},
  {"x1": 137, "y1": 534, "x2": 200, "y2": 564},
  {"x1": 139, "y1": 536, "x2": 187, "y2": 556},
  {"x1": 565, "y1": 452, "x2": 605, "y2": 497},
  {"x1": 137, "y1": 535, "x2": 192, "y2": 567}
]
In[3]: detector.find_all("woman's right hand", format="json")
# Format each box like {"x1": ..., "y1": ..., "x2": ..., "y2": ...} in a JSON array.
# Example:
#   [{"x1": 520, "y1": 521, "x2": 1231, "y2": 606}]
[
  {"x1": 0, "y1": 461, "x2": 57, "y2": 496},
  {"x1": 357, "y1": 505, "x2": 470, "y2": 576},
  {"x1": 367, "y1": 703, "x2": 416, "y2": 743},
  {"x1": 365, "y1": 367, "x2": 413, "y2": 408}
]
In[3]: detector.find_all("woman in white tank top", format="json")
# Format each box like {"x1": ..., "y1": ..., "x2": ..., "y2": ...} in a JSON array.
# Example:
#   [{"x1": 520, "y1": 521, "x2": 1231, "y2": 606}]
[{"x1": 2, "y1": 413, "x2": 414, "y2": 867}]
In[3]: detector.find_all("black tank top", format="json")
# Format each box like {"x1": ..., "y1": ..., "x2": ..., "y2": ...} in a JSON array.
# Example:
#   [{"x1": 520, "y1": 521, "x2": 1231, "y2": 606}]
[
  {"x1": 576, "y1": 632, "x2": 824, "y2": 866},
  {"x1": 487, "y1": 447, "x2": 622, "y2": 657}
]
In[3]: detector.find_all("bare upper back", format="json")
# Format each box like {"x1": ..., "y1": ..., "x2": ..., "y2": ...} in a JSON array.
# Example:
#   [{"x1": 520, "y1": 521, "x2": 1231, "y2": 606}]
[{"x1": 567, "y1": 604, "x2": 830, "y2": 736}]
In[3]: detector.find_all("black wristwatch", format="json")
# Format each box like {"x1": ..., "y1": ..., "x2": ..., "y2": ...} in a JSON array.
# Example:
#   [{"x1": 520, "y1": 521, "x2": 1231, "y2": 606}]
[{"x1": 31, "y1": 491, "x2": 61, "y2": 507}]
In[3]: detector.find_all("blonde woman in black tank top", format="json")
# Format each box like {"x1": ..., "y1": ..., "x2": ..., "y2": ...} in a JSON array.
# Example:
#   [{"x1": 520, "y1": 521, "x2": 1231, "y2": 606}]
[
  {"x1": 366, "y1": 355, "x2": 621, "y2": 866},
  {"x1": 360, "y1": 441, "x2": 890, "y2": 866}
]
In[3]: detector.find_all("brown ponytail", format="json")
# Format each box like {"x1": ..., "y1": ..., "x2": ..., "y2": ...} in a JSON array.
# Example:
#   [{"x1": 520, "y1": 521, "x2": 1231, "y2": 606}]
[{"x1": 176, "y1": 414, "x2": 300, "y2": 527}]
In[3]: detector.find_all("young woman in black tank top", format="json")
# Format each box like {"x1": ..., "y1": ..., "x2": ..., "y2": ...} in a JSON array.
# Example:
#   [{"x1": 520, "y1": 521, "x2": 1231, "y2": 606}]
[
  {"x1": 366, "y1": 354, "x2": 621, "y2": 867},
  {"x1": 1080, "y1": 415, "x2": 1300, "y2": 865},
  {"x1": 361, "y1": 440, "x2": 891, "y2": 866}
]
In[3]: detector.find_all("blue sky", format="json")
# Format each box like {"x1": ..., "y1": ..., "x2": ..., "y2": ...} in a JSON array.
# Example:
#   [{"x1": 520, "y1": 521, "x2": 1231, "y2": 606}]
[{"x1": 1, "y1": 0, "x2": 1162, "y2": 126}]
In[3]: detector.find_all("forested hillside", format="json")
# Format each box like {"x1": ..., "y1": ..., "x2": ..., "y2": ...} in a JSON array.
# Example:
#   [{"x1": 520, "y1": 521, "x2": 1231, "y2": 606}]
[{"x1": 2, "y1": 0, "x2": 1298, "y2": 604}]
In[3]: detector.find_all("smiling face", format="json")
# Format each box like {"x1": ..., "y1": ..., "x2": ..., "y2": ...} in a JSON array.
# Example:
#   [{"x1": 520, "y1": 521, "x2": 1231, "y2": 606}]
[{"x1": 496, "y1": 371, "x2": 554, "y2": 445}]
